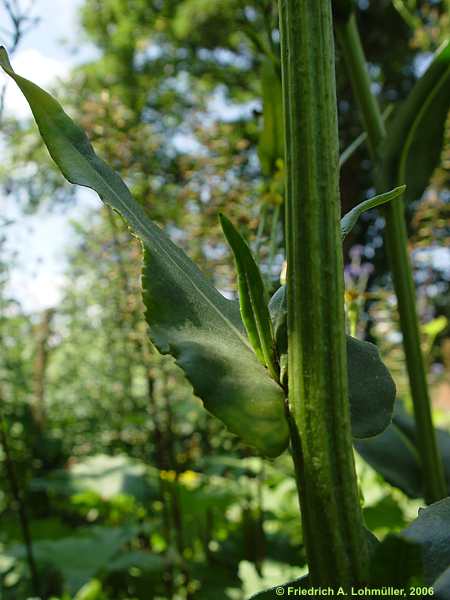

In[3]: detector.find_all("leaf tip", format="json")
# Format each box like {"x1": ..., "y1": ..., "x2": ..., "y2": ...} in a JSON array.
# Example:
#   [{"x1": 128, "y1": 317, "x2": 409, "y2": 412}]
[
  {"x1": 218, "y1": 212, "x2": 229, "y2": 228},
  {"x1": 0, "y1": 46, "x2": 13, "y2": 74}
]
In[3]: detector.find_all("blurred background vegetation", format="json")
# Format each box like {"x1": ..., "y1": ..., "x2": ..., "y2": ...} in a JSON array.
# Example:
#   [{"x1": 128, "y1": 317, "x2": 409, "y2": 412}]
[{"x1": 0, "y1": 1, "x2": 449, "y2": 598}]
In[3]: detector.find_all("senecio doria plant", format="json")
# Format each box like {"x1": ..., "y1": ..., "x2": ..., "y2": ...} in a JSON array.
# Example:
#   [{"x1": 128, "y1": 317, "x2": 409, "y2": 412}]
[{"x1": 1, "y1": 0, "x2": 450, "y2": 596}]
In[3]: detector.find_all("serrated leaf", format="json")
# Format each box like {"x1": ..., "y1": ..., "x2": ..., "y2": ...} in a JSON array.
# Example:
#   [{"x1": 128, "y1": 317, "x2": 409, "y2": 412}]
[
  {"x1": 219, "y1": 213, "x2": 279, "y2": 380},
  {"x1": 258, "y1": 59, "x2": 284, "y2": 176},
  {"x1": 382, "y1": 39, "x2": 450, "y2": 203},
  {"x1": 0, "y1": 47, "x2": 289, "y2": 458},
  {"x1": 269, "y1": 286, "x2": 396, "y2": 438},
  {"x1": 340, "y1": 185, "x2": 406, "y2": 240}
]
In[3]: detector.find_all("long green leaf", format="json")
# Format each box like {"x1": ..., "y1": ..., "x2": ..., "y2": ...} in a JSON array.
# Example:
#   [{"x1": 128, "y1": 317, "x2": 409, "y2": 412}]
[
  {"x1": 0, "y1": 47, "x2": 289, "y2": 458},
  {"x1": 381, "y1": 39, "x2": 450, "y2": 203},
  {"x1": 340, "y1": 185, "x2": 406, "y2": 240},
  {"x1": 219, "y1": 214, "x2": 279, "y2": 381}
]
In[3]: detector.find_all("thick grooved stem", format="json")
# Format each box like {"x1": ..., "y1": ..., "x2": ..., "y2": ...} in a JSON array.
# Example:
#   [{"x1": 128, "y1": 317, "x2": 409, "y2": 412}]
[{"x1": 279, "y1": 1, "x2": 369, "y2": 586}]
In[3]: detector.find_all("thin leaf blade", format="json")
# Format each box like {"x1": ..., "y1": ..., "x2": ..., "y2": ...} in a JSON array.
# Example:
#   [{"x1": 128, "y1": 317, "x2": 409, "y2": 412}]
[
  {"x1": 340, "y1": 185, "x2": 406, "y2": 240},
  {"x1": 381, "y1": 39, "x2": 450, "y2": 203},
  {"x1": 219, "y1": 214, "x2": 279, "y2": 381}
]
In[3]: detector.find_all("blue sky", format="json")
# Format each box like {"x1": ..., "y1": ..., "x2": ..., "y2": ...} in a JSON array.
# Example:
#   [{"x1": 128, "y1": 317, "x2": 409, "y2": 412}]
[{"x1": 1, "y1": 0, "x2": 99, "y2": 311}]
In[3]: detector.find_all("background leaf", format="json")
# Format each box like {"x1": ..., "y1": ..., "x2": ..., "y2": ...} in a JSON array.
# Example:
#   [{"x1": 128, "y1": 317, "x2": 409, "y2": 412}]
[
  {"x1": 7, "y1": 527, "x2": 137, "y2": 595},
  {"x1": 393, "y1": 401, "x2": 450, "y2": 489},
  {"x1": 355, "y1": 424, "x2": 423, "y2": 498},
  {"x1": 356, "y1": 401, "x2": 450, "y2": 498},
  {"x1": 340, "y1": 185, "x2": 406, "y2": 240},
  {"x1": 30, "y1": 454, "x2": 158, "y2": 502},
  {"x1": 381, "y1": 39, "x2": 450, "y2": 203},
  {"x1": 346, "y1": 337, "x2": 396, "y2": 438},
  {"x1": 401, "y1": 498, "x2": 450, "y2": 584},
  {"x1": 368, "y1": 535, "x2": 423, "y2": 586}
]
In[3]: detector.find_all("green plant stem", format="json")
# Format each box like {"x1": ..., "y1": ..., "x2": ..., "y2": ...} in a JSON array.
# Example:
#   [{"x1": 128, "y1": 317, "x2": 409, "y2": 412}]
[
  {"x1": 336, "y1": 14, "x2": 447, "y2": 504},
  {"x1": 279, "y1": 0, "x2": 368, "y2": 586}
]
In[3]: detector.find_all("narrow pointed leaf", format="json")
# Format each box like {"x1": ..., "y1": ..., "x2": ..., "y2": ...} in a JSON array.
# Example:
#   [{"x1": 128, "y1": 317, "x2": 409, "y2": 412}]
[
  {"x1": 219, "y1": 214, "x2": 279, "y2": 381},
  {"x1": 340, "y1": 185, "x2": 406, "y2": 240},
  {"x1": 0, "y1": 47, "x2": 289, "y2": 458},
  {"x1": 381, "y1": 39, "x2": 450, "y2": 203}
]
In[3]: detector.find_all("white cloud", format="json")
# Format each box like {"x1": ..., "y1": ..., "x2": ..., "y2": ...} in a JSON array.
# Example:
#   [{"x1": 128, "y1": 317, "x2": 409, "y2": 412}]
[{"x1": 2, "y1": 48, "x2": 69, "y2": 119}]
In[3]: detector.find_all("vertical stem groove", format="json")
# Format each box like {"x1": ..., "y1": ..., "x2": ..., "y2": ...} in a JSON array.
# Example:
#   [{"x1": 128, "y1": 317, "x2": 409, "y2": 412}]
[
  {"x1": 336, "y1": 14, "x2": 447, "y2": 504},
  {"x1": 279, "y1": 1, "x2": 369, "y2": 586}
]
